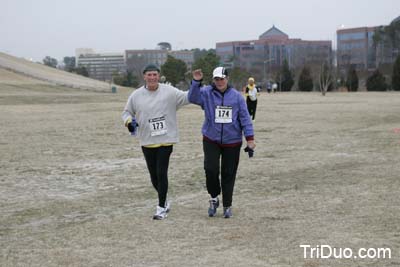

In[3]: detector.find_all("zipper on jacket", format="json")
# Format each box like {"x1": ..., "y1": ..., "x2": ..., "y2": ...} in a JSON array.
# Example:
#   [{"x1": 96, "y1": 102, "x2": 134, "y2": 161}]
[{"x1": 220, "y1": 92, "x2": 224, "y2": 144}]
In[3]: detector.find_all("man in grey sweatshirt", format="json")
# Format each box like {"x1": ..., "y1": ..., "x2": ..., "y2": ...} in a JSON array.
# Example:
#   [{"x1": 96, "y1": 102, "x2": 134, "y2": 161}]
[{"x1": 122, "y1": 64, "x2": 190, "y2": 220}]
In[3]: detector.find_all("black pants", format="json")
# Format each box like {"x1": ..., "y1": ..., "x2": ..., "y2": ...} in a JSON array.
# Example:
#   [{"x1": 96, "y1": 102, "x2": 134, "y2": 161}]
[
  {"x1": 247, "y1": 99, "x2": 257, "y2": 120},
  {"x1": 203, "y1": 140, "x2": 241, "y2": 207},
  {"x1": 142, "y1": 145, "x2": 173, "y2": 208}
]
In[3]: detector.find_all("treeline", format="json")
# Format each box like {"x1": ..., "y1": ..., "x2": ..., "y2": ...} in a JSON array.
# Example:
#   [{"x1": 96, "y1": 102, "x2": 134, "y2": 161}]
[
  {"x1": 294, "y1": 56, "x2": 400, "y2": 92},
  {"x1": 42, "y1": 49, "x2": 400, "y2": 92},
  {"x1": 43, "y1": 56, "x2": 89, "y2": 77}
]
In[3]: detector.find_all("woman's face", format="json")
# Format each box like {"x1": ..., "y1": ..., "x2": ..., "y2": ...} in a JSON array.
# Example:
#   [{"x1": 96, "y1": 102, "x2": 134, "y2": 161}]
[{"x1": 214, "y1": 77, "x2": 228, "y2": 92}]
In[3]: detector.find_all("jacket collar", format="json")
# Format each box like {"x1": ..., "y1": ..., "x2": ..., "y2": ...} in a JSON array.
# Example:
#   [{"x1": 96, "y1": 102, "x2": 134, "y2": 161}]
[{"x1": 211, "y1": 83, "x2": 232, "y2": 95}]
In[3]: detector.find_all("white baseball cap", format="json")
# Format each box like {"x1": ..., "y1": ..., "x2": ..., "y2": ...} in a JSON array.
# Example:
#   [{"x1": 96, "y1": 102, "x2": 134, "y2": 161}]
[{"x1": 212, "y1": 67, "x2": 228, "y2": 79}]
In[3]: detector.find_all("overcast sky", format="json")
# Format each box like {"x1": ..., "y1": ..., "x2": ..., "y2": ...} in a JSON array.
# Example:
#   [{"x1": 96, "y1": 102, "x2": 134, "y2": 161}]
[{"x1": 1, "y1": 0, "x2": 399, "y2": 62}]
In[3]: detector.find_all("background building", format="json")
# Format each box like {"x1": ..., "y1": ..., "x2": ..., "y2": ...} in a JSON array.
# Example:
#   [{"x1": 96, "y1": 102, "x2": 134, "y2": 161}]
[
  {"x1": 125, "y1": 49, "x2": 194, "y2": 78},
  {"x1": 337, "y1": 16, "x2": 400, "y2": 73},
  {"x1": 76, "y1": 49, "x2": 125, "y2": 81},
  {"x1": 75, "y1": 48, "x2": 95, "y2": 67},
  {"x1": 216, "y1": 26, "x2": 332, "y2": 82},
  {"x1": 125, "y1": 49, "x2": 168, "y2": 78},
  {"x1": 74, "y1": 46, "x2": 194, "y2": 82},
  {"x1": 336, "y1": 27, "x2": 377, "y2": 72},
  {"x1": 169, "y1": 50, "x2": 194, "y2": 69}
]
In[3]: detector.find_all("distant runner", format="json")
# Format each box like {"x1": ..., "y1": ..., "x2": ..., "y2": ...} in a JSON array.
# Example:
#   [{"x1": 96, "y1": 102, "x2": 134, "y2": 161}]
[{"x1": 244, "y1": 77, "x2": 259, "y2": 122}]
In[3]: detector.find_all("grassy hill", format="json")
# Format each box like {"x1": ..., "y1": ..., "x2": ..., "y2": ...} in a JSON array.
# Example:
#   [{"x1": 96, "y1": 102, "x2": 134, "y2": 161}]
[{"x1": 0, "y1": 52, "x2": 116, "y2": 92}]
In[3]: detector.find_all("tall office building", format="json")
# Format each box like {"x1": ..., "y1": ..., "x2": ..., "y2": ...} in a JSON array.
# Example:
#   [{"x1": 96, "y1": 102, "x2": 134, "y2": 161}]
[
  {"x1": 337, "y1": 16, "x2": 400, "y2": 72},
  {"x1": 76, "y1": 49, "x2": 125, "y2": 81},
  {"x1": 216, "y1": 26, "x2": 332, "y2": 81},
  {"x1": 336, "y1": 27, "x2": 377, "y2": 71}
]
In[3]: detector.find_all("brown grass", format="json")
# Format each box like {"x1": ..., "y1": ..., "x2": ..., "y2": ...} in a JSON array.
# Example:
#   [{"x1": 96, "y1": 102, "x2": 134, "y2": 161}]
[{"x1": 1, "y1": 82, "x2": 399, "y2": 266}]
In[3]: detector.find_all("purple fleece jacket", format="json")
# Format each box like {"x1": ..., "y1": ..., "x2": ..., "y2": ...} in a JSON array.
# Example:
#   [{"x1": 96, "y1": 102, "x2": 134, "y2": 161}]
[{"x1": 188, "y1": 80, "x2": 254, "y2": 145}]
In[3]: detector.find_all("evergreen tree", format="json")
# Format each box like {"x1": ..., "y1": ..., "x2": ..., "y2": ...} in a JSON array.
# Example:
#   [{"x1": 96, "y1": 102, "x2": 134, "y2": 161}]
[
  {"x1": 229, "y1": 67, "x2": 251, "y2": 90},
  {"x1": 126, "y1": 71, "x2": 139, "y2": 87},
  {"x1": 192, "y1": 48, "x2": 216, "y2": 61},
  {"x1": 161, "y1": 55, "x2": 187, "y2": 86},
  {"x1": 192, "y1": 52, "x2": 220, "y2": 85},
  {"x1": 346, "y1": 66, "x2": 359, "y2": 92},
  {"x1": 75, "y1": 66, "x2": 89, "y2": 77},
  {"x1": 338, "y1": 74, "x2": 346, "y2": 87},
  {"x1": 367, "y1": 70, "x2": 387, "y2": 91},
  {"x1": 43, "y1": 56, "x2": 58, "y2": 68},
  {"x1": 392, "y1": 55, "x2": 400, "y2": 91},
  {"x1": 63, "y1": 57, "x2": 76, "y2": 72},
  {"x1": 277, "y1": 59, "x2": 294, "y2": 91},
  {"x1": 298, "y1": 66, "x2": 314, "y2": 91},
  {"x1": 112, "y1": 71, "x2": 139, "y2": 88}
]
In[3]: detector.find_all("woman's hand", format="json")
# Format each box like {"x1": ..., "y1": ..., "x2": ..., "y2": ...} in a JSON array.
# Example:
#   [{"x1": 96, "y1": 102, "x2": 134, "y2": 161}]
[
  {"x1": 247, "y1": 140, "x2": 256, "y2": 150},
  {"x1": 192, "y1": 69, "x2": 203, "y2": 81}
]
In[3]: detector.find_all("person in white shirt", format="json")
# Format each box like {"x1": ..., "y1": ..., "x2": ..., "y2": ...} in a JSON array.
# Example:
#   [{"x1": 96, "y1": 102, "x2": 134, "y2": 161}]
[{"x1": 122, "y1": 64, "x2": 190, "y2": 220}]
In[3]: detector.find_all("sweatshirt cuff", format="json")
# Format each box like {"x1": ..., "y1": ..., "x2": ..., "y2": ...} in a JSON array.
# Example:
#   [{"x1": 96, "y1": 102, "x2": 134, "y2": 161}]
[
  {"x1": 245, "y1": 135, "x2": 254, "y2": 141},
  {"x1": 191, "y1": 79, "x2": 203, "y2": 84},
  {"x1": 124, "y1": 117, "x2": 132, "y2": 127}
]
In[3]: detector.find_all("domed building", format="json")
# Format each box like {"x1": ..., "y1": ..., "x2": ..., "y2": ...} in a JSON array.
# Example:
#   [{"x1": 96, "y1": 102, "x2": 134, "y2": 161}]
[{"x1": 216, "y1": 25, "x2": 332, "y2": 82}]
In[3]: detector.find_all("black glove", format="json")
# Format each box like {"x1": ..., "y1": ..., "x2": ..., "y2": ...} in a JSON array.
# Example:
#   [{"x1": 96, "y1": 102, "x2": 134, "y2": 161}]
[
  {"x1": 127, "y1": 119, "x2": 138, "y2": 134},
  {"x1": 127, "y1": 122, "x2": 136, "y2": 133},
  {"x1": 244, "y1": 146, "x2": 254, "y2": 158}
]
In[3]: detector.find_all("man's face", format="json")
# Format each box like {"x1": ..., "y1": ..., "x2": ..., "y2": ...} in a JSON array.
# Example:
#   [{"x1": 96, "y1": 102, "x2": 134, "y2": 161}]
[
  {"x1": 143, "y1": 71, "x2": 160, "y2": 88},
  {"x1": 213, "y1": 77, "x2": 228, "y2": 91}
]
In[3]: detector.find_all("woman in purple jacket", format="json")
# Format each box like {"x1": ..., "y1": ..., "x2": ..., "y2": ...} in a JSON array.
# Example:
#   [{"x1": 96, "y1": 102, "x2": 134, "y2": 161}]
[{"x1": 188, "y1": 67, "x2": 256, "y2": 218}]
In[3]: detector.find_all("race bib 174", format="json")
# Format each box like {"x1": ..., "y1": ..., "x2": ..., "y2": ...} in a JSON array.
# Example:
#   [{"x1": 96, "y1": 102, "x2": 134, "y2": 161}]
[{"x1": 215, "y1": 106, "x2": 232, "y2": 123}]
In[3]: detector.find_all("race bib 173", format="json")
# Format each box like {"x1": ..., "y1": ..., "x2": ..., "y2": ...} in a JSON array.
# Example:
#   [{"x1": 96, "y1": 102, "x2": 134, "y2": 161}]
[{"x1": 149, "y1": 116, "x2": 168, "y2": 136}]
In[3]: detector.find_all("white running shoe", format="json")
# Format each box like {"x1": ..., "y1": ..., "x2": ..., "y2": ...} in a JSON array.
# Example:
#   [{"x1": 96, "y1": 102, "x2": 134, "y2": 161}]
[
  {"x1": 165, "y1": 201, "x2": 171, "y2": 213},
  {"x1": 153, "y1": 205, "x2": 168, "y2": 220}
]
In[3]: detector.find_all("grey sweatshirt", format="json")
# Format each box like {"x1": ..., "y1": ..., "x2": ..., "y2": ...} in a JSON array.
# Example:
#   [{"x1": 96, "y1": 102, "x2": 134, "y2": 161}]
[{"x1": 122, "y1": 84, "x2": 189, "y2": 146}]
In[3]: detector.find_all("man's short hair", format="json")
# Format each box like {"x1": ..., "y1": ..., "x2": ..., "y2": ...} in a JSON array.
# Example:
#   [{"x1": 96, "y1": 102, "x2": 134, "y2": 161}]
[{"x1": 143, "y1": 64, "x2": 160, "y2": 74}]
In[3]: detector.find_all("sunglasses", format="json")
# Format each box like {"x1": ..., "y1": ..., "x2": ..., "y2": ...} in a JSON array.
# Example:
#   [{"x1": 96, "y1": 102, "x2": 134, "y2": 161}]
[{"x1": 214, "y1": 77, "x2": 225, "y2": 81}]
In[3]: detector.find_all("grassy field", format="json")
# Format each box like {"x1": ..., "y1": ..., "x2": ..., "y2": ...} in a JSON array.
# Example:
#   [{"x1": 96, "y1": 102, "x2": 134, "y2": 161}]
[{"x1": 1, "y1": 82, "x2": 400, "y2": 267}]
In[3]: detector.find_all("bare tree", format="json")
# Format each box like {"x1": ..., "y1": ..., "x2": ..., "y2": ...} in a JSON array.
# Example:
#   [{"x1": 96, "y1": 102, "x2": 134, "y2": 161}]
[
  {"x1": 318, "y1": 62, "x2": 332, "y2": 96},
  {"x1": 126, "y1": 55, "x2": 147, "y2": 84}
]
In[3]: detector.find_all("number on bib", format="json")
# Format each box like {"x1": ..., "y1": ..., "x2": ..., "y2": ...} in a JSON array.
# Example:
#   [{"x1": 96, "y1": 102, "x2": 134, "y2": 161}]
[
  {"x1": 215, "y1": 106, "x2": 232, "y2": 123},
  {"x1": 149, "y1": 116, "x2": 168, "y2": 136}
]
